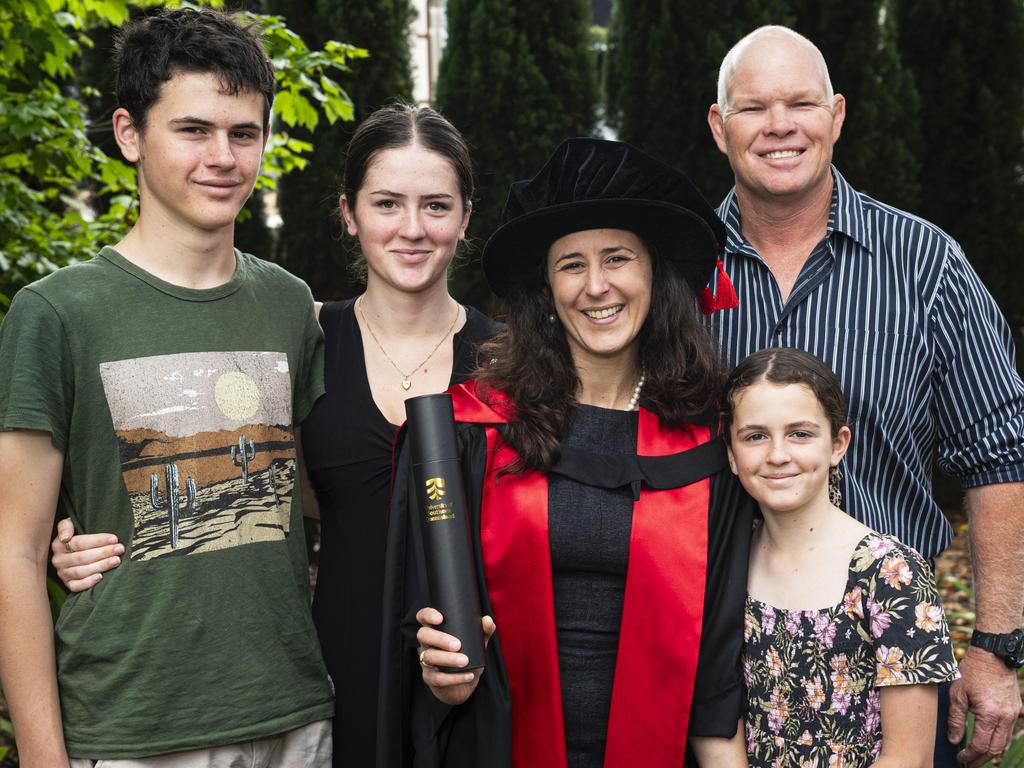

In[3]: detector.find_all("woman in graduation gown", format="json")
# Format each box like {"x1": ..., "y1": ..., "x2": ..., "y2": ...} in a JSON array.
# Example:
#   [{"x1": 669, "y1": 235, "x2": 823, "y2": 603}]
[{"x1": 378, "y1": 138, "x2": 754, "y2": 768}]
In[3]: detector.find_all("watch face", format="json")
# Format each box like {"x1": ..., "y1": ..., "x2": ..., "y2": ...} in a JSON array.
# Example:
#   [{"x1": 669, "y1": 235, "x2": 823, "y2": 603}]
[
  {"x1": 1007, "y1": 630, "x2": 1024, "y2": 667},
  {"x1": 1007, "y1": 630, "x2": 1024, "y2": 668}
]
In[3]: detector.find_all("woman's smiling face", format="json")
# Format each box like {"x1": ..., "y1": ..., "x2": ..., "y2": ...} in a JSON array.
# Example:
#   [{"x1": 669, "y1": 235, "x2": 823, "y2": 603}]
[
  {"x1": 546, "y1": 228, "x2": 653, "y2": 370},
  {"x1": 341, "y1": 142, "x2": 470, "y2": 294}
]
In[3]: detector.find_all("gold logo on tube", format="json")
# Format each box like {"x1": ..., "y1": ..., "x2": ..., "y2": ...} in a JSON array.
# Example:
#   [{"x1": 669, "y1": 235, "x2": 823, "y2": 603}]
[{"x1": 425, "y1": 477, "x2": 446, "y2": 500}]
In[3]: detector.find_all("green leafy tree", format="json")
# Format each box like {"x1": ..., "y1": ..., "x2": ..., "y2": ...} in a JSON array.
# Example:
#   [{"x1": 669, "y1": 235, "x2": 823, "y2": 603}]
[
  {"x1": 0, "y1": 2, "x2": 362, "y2": 759},
  {"x1": 789, "y1": 0, "x2": 921, "y2": 210},
  {"x1": 270, "y1": 0, "x2": 415, "y2": 300},
  {"x1": 0, "y1": 0, "x2": 364, "y2": 319},
  {"x1": 437, "y1": 0, "x2": 597, "y2": 308},
  {"x1": 605, "y1": 0, "x2": 791, "y2": 204},
  {"x1": 898, "y1": 0, "x2": 1024, "y2": 358}
]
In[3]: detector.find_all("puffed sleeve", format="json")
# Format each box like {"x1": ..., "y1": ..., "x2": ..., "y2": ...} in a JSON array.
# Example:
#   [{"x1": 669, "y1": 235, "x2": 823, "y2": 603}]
[{"x1": 853, "y1": 535, "x2": 960, "y2": 687}]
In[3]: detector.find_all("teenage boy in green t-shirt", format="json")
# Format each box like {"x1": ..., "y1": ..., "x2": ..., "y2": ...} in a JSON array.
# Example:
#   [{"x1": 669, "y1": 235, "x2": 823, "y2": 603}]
[{"x1": 0, "y1": 9, "x2": 333, "y2": 765}]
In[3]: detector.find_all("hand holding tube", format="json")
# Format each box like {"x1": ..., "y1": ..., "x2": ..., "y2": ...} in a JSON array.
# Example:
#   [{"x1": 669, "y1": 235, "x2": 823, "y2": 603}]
[{"x1": 416, "y1": 608, "x2": 496, "y2": 705}]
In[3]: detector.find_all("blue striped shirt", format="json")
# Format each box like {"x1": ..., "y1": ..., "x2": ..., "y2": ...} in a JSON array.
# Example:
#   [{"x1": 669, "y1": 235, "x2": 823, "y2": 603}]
[{"x1": 708, "y1": 168, "x2": 1024, "y2": 558}]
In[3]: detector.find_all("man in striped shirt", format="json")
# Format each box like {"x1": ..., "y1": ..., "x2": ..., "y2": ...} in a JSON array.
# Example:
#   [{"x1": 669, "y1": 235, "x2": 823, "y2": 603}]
[{"x1": 706, "y1": 25, "x2": 1024, "y2": 767}]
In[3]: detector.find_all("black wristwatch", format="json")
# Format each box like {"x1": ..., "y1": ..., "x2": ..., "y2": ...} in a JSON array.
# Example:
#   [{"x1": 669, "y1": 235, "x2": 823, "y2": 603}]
[{"x1": 970, "y1": 628, "x2": 1024, "y2": 669}]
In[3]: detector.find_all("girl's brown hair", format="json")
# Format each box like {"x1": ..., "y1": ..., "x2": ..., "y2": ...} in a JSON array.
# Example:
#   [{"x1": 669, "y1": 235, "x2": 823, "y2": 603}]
[{"x1": 721, "y1": 347, "x2": 849, "y2": 439}]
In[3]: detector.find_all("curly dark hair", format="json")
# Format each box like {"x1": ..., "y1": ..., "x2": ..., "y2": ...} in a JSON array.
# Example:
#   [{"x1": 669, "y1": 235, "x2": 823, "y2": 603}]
[
  {"x1": 475, "y1": 246, "x2": 724, "y2": 472},
  {"x1": 115, "y1": 8, "x2": 276, "y2": 133},
  {"x1": 721, "y1": 347, "x2": 850, "y2": 440}
]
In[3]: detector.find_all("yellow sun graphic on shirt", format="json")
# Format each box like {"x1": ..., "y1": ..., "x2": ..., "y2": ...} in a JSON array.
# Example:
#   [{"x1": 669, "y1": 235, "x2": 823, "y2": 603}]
[{"x1": 214, "y1": 372, "x2": 261, "y2": 421}]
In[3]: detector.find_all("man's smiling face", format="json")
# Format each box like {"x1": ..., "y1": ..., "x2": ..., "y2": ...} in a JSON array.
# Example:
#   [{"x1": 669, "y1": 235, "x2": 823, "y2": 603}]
[{"x1": 710, "y1": 35, "x2": 845, "y2": 206}]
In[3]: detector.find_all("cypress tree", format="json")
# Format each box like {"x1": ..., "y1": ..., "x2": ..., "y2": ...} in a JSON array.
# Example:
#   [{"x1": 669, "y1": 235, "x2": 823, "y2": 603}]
[
  {"x1": 270, "y1": 0, "x2": 414, "y2": 300},
  {"x1": 437, "y1": 0, "x2": 597, "y2": 308},
  {"x1": 898, "y1": 0, "x2": 1024, "y2": 358},
  {"x1": 605, "y1": 0, "x2": 792, "y2": 205},
  {"x1": 789, "y1": 0, "x2": 921, "y2": 210}
]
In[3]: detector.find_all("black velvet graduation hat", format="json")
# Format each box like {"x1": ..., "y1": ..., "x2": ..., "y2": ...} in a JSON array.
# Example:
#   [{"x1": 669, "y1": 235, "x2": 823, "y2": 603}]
[{"x1": 481, "y1": 138, "x2": 726, "y2": 297}]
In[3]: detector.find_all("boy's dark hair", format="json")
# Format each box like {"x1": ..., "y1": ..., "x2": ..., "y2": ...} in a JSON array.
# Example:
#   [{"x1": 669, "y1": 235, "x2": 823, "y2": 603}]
[
  {"x1": 114, "y1": 7, "x2": 276, "y2": 132},
  {"x1": 721, "y1": 347, "x2": 850, "y2": 439}
]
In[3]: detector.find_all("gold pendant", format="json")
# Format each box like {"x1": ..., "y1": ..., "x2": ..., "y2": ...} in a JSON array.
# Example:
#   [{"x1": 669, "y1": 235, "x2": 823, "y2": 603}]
[{"x1": 402, "y1": 379, "x2": 412, "y2": 390}]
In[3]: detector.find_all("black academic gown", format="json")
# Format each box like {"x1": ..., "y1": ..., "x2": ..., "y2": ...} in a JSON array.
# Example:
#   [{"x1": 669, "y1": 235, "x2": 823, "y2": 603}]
[{"x1": 377, "y1": 382, "x2": 754, "y2": 768}]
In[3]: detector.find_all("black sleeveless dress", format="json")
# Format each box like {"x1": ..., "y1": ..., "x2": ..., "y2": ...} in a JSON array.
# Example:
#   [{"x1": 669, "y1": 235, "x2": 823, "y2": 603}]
[{"x1": 301, "y1": 298, "x2": 497, "y2": 767}]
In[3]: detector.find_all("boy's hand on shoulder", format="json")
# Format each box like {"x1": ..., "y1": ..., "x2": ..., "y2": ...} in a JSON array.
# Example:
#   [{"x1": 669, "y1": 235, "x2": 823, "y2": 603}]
[{"x1": 51, "y1": 518, "x2": 124, "y2": 592}]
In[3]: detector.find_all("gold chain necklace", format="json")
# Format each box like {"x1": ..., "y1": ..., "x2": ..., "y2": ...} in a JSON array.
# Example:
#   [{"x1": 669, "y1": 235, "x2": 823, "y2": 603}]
[{"x1": 357, "y1": 297, "x2": 460, "y2": 391}]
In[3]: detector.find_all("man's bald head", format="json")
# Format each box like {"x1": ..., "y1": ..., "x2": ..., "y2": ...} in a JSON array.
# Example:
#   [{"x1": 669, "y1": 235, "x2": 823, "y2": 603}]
[{"x1": 717, "y1": 26, "x2": 834, "y2": 115}]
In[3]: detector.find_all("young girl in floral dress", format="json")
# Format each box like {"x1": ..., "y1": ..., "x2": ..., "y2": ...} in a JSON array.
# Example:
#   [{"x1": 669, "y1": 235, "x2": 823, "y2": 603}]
[{"x1": 723, "y1": 347, "x2": 959, "y2": 767}]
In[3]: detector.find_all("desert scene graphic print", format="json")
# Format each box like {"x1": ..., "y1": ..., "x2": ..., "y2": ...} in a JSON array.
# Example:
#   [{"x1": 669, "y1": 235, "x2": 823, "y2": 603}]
[{"x1": 99, "y1": 351, "x2": 296, "y2": 561}]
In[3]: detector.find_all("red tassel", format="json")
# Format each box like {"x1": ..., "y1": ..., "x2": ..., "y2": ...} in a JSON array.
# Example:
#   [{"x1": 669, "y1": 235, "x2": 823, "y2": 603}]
[{"x1": 699, "y1": 259, "x2": 739, "y2": 315}]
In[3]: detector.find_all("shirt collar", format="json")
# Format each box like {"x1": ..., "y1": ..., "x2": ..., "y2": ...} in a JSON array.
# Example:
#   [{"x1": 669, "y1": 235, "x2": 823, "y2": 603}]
[
  {"x1": 830, "y1": 167, "x2": 874, "y2": 254},
  {"x1": 719, "y1": 166, "x2": 874, "y2": 256}
]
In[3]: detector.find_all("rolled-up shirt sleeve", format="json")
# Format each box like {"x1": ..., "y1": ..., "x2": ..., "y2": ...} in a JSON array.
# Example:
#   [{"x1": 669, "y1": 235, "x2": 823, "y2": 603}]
[{"x1": 930, "y1": 241, "x2": 1024, "y2": 487}]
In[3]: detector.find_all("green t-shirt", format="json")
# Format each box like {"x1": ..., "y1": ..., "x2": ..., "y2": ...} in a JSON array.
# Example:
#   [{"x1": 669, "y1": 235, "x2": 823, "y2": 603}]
[{"x1": 0, "y1": 248, "x2": 333, "y2": 758}]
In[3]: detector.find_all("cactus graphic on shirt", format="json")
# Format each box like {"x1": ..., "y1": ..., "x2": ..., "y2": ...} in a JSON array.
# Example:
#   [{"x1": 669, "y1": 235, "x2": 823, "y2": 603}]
[
  {"x1": 150, "y1": 463, "x2": 197, "y2": 549},
  {"x1": 99, "y1": 351, "x2": 298, "y2": 561},
  {"x1": 230, "y1": 436, "x2": 257, "y2": 484}
]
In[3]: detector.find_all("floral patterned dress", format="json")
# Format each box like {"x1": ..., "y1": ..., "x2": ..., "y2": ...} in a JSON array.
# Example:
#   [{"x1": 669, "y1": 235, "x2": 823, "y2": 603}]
[{"x1": 743, "y1": 533, "x2": 959, "y2": 767}]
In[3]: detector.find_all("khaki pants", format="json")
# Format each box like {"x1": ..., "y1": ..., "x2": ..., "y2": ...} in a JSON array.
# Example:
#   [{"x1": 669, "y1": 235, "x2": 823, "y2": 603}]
[{"x1": 70, "y1": 718, "x2": 332, "y2": 768}]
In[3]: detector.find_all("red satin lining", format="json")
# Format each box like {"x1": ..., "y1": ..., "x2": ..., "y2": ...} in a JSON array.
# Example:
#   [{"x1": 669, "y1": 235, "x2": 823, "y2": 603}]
[
  {"x1": 449, "y1": 380, "x2": 515, "y2": 423},
  {"x1": 463, "y1": 388, "x2": 712, "y2": 767},
  {"x1": 605, "y1": 410, "x2": 710, "y2": 766},
  {"x1": 481, "y1": 429, "x2": 567, "y2": 768}
]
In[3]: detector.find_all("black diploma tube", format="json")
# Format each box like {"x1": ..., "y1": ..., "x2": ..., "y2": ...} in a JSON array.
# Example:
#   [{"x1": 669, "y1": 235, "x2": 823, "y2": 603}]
[{"x1": 405, "y1": 393, "x2": 486, "y2": 672}]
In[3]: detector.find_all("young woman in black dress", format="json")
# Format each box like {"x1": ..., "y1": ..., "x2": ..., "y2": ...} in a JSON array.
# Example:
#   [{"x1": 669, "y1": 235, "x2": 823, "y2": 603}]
[
  {"x1": 49, "y1": 103, "x2": 497, "y2": 767},
  {"x1": 302, "y1": 104, "x2": 497, "y2": 765}
]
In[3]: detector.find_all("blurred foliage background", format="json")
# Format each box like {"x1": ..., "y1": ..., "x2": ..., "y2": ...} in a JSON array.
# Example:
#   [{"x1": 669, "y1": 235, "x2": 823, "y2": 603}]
[
  {"x1": 234, "y1": 0, "x2": 1024, "y2": 376},
  {"x1": 3, "y1": 0, "x2": 1022, "y2": 353}
]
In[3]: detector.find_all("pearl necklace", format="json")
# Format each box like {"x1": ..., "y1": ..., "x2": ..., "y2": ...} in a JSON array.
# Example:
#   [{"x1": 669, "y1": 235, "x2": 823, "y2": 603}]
[{"x1": 627, "y1": 369, "x2": 646, "y2": 411}]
